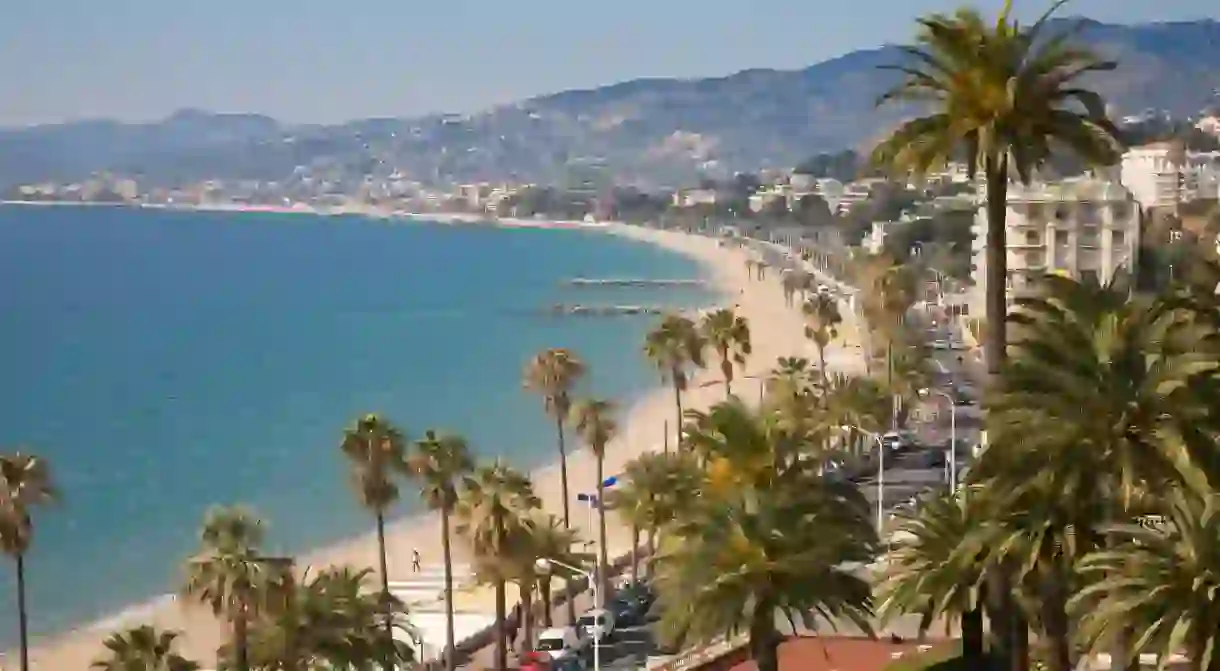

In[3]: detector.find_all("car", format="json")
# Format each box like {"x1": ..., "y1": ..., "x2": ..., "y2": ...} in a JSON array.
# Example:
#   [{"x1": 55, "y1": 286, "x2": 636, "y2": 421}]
[
  {"x1": 534, "y1": 627, "x2": 585, "y2": 660},
  {"x1": 608, "y1": 592, "x2": 651, "y2": 626},
  {"x1": 881, "y1": 431, "x2": 914, "y2": 453},
  {"x1": 576, "y1": 607, "x2": 616, "y2": 642},
  {"x1": 932, "y1": 339, "x2": 950, "y2": 350},
  {"x1": 949, "y1": 340, "x2": 966, "y2": 350}
]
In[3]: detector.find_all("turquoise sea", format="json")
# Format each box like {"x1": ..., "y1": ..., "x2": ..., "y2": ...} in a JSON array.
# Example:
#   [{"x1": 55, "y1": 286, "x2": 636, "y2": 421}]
[{"x1": 0, "y1": 206, "x2": 716, "y2": 645}]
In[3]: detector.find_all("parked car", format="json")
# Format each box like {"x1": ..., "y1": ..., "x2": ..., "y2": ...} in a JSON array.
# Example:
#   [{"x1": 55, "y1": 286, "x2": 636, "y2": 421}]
[
  {"x1": 881, "y1": 431, "x2": 914, "y2": 453},
  {"x1": 535, "y1": 627, "x2": 585, "y2": 660},
  {"x1": 576, "y1": 607, "x2": 617, "y2": 641}
]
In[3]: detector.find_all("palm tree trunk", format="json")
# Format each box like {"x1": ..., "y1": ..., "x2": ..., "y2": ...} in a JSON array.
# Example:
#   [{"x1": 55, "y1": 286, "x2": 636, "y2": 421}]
[
  {"x1": 596, "y1": 457, "x2": 610, "y2": 595},
  {"x1": 494, "y1": 577, "x2": 508, "y2": 670},
  {"x1": 671, "y1": 377, "x2": 683, "y2": 452},
  {"x1": 817, "y1": 343, "x2": 828, "y2": 384},
  {"x1": 961, "y1": 604, "x2": 985, "y2": 666},
  {"x1": 1039, "y1": 567, "x2": 1072, "y2": 671},
  {"x1": 519, "y1": 581, "x2": 534, "y2": 656},
  {"x1": 539, "y1": 578, "x2": 553, "y2": 628},
  {"x1": 647, "y1": 526, "x2": 657, "y2": 575},
  {"x1": 748, "y1": 602, "x2": 781, "y2": 671},
  {"x1": 16, "y1": 553, "x2": 29, "y2": 671},
  {"x1": 721, "y1": 358, "x2": 732, "y2": 397},
  {"x1": 630, "y1": 524, "x2": 639, "y2": 583},
  {"x1": 235, "y1": 602, "x2": 250, "y2": 671},
  {"x1": 441, "y1": 507, "x2": 457, "y2": 671},
  {"x1": 375, "y1": 510, "x2": 393, "y2": 671},
  {"x1": 555, "y1": 415, "x2": 577, "y2": 627}
]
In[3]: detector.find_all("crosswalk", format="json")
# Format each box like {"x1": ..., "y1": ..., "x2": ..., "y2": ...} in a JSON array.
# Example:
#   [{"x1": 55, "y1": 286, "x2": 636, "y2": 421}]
[{"x1": 388, "y1": 563, "x2": 472, "y2": 612}]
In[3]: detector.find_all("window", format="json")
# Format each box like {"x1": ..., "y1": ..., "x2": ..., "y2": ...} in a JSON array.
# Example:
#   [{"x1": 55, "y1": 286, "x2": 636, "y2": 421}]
[
  {"x1": 1054, "y1": 230, "x2": 1070, "y2": 245},
  {"x1": 1112, "y1": 203, "x2": 1129, "y2": 219},
  {"x1": 1081, "y1": 270, "x2": 1099, "y2": 285},
  {"x1": 1054, "y1": 206, "x2": 1068, "y2": 221},
  {"x1": 1025, "y1": 230, "x2": 1040, "y2": 245},
  {"x1": 1112, "y1": 231, "x2": 1125, "y2": 246}
]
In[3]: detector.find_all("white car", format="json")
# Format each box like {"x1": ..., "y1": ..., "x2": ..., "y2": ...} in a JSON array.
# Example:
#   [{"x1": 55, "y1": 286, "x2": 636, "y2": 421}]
[
  {"x1": 932, "y1": 340, "x2": 950, "y2": 350},
  {"x1": 577, "y1": 607, "x2": 616, "y2": 642},
  {"x1": 535, "y1": 626, "x2": 585, "y2": 660}
]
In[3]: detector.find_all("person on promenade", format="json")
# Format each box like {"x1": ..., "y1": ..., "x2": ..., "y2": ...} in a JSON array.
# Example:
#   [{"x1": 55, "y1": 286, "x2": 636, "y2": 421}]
[{"x1": 412, "y1": 548, "x2": 421, "y2": 573}]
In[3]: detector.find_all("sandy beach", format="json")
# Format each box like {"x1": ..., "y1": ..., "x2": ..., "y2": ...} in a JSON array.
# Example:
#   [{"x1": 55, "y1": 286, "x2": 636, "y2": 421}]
[{"x1": 15, "y1": 223, "x2": 863, "y2": 669}]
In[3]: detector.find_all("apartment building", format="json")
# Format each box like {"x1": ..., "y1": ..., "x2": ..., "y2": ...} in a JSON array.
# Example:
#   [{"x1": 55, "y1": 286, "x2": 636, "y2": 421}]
[
  {"x1": 969, "y1": 177, "x2": 1141, "y2": 314},
  {"x1": 1120, "y1": 142, "x2": 1220, "y2": 210}
]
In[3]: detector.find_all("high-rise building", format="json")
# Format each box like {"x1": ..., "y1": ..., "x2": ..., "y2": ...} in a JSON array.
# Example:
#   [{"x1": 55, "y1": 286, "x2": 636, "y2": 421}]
[{"x1": 969, "y1": 176, "x2": 1141, "y2": 315}]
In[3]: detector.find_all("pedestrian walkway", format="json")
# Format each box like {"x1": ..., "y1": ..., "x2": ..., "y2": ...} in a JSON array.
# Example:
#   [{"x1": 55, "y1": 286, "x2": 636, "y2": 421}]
[{"x1": 391, "y1": 563, "x2": 495, "y2": 664}]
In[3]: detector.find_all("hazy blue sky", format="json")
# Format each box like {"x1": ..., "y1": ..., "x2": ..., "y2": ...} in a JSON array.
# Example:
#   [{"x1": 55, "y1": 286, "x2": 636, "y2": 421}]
[{"x1": 1, "y1": 0, "x2": 1215, "y2": 127}]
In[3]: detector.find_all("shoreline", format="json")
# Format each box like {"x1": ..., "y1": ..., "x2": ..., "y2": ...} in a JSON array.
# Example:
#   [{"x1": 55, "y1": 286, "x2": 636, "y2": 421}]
[{"x1": 13, "y1": 221, "x2": 860, "y2": 668}]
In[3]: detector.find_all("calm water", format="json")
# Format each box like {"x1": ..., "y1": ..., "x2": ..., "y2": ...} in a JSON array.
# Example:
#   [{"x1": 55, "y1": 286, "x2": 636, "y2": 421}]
[{"x1": 0, "y1": 206, "x2": 716, "y2": 643}]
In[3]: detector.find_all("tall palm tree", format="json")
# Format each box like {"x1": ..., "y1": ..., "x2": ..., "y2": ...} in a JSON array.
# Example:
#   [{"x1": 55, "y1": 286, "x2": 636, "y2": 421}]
[
  {"x1": 872, "y1": 0, "x2": 1124, "y2": 377},
  {"x1": 699, "y1": 308, "x2": 752, "y2": 398},
  {"x1": 91, "y1": 626, "x2": 200, "y2": 671},
  {"x1": 570, "y1": 398, "x2": 618, "y2": 593},
  {"x1": 643, "y1": 314, "x2": 706, "y2": 451},
  {"x1": 802, "y1": 293, "x2": 842, "y2": 381},
  {"x1": 879, "y1": 490, "x2": 990, "y2": 666},
  {"x1": 519, "y1": 514, "x2": 581, "y2": 630},
  {"x1": 501, "y1": 513, "x2": 589, "y2": 652},
  {"x1": 409, "y1": 429, "x2": 474, "y2": 670},
  {"x1": 1073, "y1": 490, "x2": 1220, "y2": 671},
  {"x1": 456, "y1": 462, "x2": 540, "y2": 670},
  {"x1": 338, "y1": 413, "x2": 410, "y2": 671},
  {"x1": 0, "y1": 452, "x2": 56, "y2": 671},
  {"x1": 522, "y1": 349, "x2": 585, "y2": 527},
  {"x1": 182, "y1": 505, "x2": 277, "y2": 671},
  {"x1": 605, "y1": 452, "x2": 703, "y2": 570},
  {"x1": 652, "y1": 456, "x2": 877, "y2": 671}
]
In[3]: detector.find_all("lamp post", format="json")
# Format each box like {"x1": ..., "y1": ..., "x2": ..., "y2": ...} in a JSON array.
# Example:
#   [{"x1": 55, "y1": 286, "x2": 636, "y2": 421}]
[
  {"x1": 840, "y1": 425, "x2": 885, "y2": 533},
  {"x1": 919, "y1": 388, "x2": 957, "y2": 491},
  {"x1": 535, "y1": 557, "x2": 601, "y2": 671},
  {"x1": 577, "y1": 474, "x2": 618, "y2": 594}
]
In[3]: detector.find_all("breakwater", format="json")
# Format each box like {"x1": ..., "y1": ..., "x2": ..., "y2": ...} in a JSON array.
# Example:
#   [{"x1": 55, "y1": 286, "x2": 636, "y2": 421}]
[
  {"x1": 543, "y1": 304, "x2": 668, "y2": 316},
  {"x1": 565, "y1": 277, "x2": 706, "y2": 287}
]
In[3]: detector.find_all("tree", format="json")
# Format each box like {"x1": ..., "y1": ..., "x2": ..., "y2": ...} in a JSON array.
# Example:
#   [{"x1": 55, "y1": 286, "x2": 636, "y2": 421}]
[
  {"x1": 570, "y1": 398, "x2": 618, "y2": 593},
  {"x1": 456, "y1": 463, "x2": 541, "y2": 670},
  {"x1": 91, "y1": 626, "x2": 200, "y2": 671},
  {"x1": 644, "y1": 315, "x2": 707, "y2": 450},
  {"x1": 502, "y1": 513, "x2": 588, "y2": 650},
  {"x1": 605, "y1": 452, "x2": 703, "y2": 567},
  {"x1": 409, "y1": 430, "x2": 475, "y2": 670},
  {"x1": 1073, "y1": 491, "x2": 1220, "y2": 671},
  {"x1": 182, "y1": 506, "x2": 279, "y2": 671},
  {"x1": 652, "y1": 423, "x2": 878, "y2": 671},
  {"x1": 522, "y1": 347, "x2": 586, "y2": 624},
  {"x1": 699, "y1": 308, "x2": 752, "y2": 398},
  {"x1": 879, "y1": 491, "x2": 990, "y2": 666},
  {"x1": 802, "y1": 294, "x2": 842, "y2": 381},
  {"x1": 871, "y1": 0, "x2": 1123, "y2": 382},
  {"x1": 518, "y1": 514, "x2": 582, "y2": 630},
  {"x1": 338, "y1": 413, "x2": 410, "y2": 671},
  {"x1": 0, "y1": 453, "x2": 56, "y2": 671},
  {"x1": 242, "y1": 566, "x2": 416, "y2": 671}
]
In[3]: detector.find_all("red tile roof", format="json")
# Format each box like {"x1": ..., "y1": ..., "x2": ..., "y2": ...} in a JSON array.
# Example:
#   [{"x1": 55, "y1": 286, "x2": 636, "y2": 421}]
[{"x1": 719, "y1": 636, "x2": 948, "y2": 671}]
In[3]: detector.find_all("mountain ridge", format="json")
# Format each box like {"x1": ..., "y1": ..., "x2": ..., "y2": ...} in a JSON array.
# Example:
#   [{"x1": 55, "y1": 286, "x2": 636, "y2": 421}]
[{"x1": 4, "y1": 17, "x2": 1220, "y2": 189}]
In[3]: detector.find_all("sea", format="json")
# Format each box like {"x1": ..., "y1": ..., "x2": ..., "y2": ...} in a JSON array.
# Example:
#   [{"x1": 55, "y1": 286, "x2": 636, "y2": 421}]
[{"x1": 0, "y1": 205, "x2": 717, "y2": 646}]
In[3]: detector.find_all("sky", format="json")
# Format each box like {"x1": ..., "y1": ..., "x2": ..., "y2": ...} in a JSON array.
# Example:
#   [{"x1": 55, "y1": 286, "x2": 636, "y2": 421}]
[{"x1": 1, "y1": 0, "x2": 1215, "y2": 128}]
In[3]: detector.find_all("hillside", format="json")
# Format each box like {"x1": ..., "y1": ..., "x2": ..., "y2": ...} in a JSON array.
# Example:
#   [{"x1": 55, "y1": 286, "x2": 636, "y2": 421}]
[{"x1": 3, "y1": 18, "x2": 1219, "y2": 188}]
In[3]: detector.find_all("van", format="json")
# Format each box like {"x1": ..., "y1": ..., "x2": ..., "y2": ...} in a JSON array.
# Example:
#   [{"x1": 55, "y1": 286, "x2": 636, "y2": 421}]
[{"x1": 534, "y1": 626, "x2": 584, "y2": 660}]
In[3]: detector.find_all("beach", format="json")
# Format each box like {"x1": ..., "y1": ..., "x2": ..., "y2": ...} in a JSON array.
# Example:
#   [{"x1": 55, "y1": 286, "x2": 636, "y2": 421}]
[{"x1": 14, "y1": 223, "x2": 863, "y2": 669}]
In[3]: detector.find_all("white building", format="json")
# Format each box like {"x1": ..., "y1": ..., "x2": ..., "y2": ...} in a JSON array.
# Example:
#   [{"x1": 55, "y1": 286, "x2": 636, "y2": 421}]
[
  {"x1": 1120, "y1": 142, "x2": 1220, "y2": 211},
  {"x1": 970, "y1": 177, "x2": 1141, "y2": 314}
]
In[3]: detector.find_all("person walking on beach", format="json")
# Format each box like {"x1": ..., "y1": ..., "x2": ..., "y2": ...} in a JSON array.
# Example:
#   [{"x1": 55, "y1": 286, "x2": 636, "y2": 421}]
[{"x1": 412, "y1": 548, "x2": 421, "y2": 573}]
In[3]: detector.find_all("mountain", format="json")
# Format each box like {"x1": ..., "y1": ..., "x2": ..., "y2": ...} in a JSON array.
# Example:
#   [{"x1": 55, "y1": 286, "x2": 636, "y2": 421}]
[{"x1": 4, "y1": 18, "x2": 1220, "y2": 189}]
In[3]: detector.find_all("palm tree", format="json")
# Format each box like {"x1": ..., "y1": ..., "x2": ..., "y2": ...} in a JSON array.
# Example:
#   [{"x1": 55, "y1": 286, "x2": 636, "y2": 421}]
[
  {"x1": 182, "y1": 505, "x2": 278, "y2": 671},
  {"x1": 699, "y1": 308, "x2": 752, "y2": 397},
  {"x1": 878, "y1": 490, "x2": 989, "y2": 666},
  {"x1": 570, "y1": 398, "x2": 618, "y2": 593},
  {"x1": 872, "y1": 0, "x2": 1124, "y2": 376},
  {"x1": 643, "y1": 314, "x2": 706, "y2": 450},
  {"x1": 1073, "y1": 490, "x2": 1220, "y2": 671},
  {"x1": 0, "y1": 453, "x2": 56, "y2": 671},
  {"x1": 520, "y1": 514, "x2": 581, "y2": 630},
  {"x1": 243, "y1": 566, "x2": 416, "y2": 671},
  {"x1": 456, "y1": 462, "x2": 540, "y2": 670},
  {"x1": 522, "y1": 348, "x2": 585, "y2": 525},
  {"x1": 338, "y1": 413, "x2": 409, "y2": 671},
  {"x1": 91, "y1": 626, "x2": 200, "y2": 671},
  {"x1": 802, "y1": 293, "x2": 842, "y2": 381},
  {"x1": 522, "y1": 348, "x2": 585, "y2": 626},
  {"x1": 409, "y1": 430, "x2": 475, "y2": 670},
  {"x1": 652, "y1": 457, "x2": 877, "y2": 671},
  {"x1": 605, "y1": 452, "x2": 703, "y2": 571}
]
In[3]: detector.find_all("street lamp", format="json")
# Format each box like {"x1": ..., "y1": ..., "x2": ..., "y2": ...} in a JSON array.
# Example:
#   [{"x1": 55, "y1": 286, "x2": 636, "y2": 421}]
[
  {"x1": 840, "y1": 425, "x2": 885, "y2": 533},
  {"x1": 535, "y1": 557, "x2": 601, "y2": 671},
  {"x1": 577, "y1": 475, "x2": 618, "y2": 594},
  {"x1": 919, "y1": 388, "x2": 958, "y2": 491}
]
